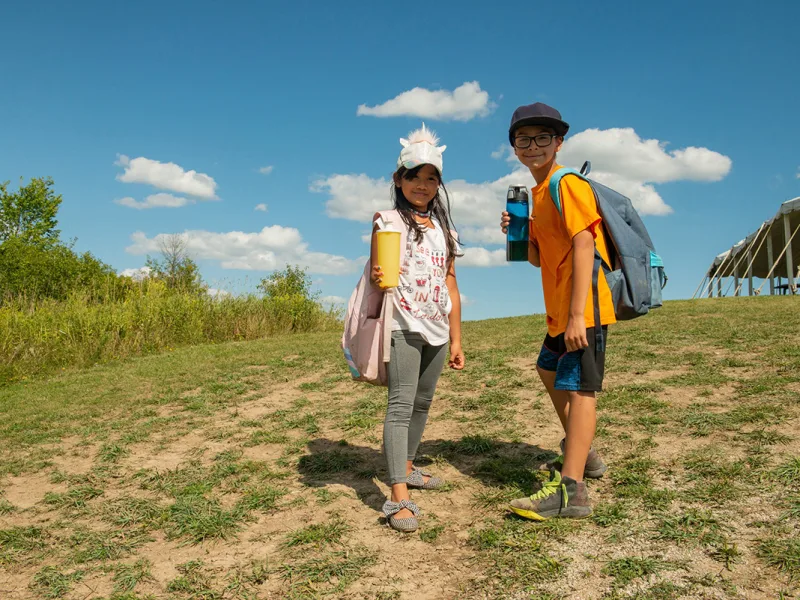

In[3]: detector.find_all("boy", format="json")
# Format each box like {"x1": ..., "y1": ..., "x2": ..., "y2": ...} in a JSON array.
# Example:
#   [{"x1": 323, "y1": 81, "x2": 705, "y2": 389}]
[{"x1": 500, "y1": 103, "x2": 615, "y2": 520}]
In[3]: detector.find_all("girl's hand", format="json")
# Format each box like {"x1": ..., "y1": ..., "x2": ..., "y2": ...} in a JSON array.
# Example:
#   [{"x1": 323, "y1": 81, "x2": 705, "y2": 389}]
[
  {"x1": 370, "y1": 265, "x2": 384, "y2": 288},
  {"x1": 449, "y1": 343, "x2": 465, "y2": 370}
]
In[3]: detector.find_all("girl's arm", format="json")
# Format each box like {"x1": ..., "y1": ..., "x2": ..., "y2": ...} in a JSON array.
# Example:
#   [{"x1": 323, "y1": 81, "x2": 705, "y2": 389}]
[
  {"x1": 369, "y1": 212, "x2": 384, "y2": 289},
  {"x1": 445, "y1": 259, "x2": 465, "y2": 370}
]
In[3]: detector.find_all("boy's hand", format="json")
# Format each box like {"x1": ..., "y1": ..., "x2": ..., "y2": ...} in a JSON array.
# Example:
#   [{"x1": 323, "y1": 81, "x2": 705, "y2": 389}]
[
  {"x1": 564, "y1": 316, "x2": 588, "y2": 352},
  {"x1": 500, "y1": 211, "x2": 510, "y2": 233},
  {"x1": 449, "y1": 342, "x2": 465, "y2": 370},
  {"x1": 500, "y1": 211, "x2": 534, "y2": 234}
]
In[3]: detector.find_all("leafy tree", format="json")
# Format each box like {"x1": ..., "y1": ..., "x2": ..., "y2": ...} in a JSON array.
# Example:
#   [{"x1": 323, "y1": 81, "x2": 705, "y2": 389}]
[
  {"x1": 0, "y1": 237, "x2": 117, "y2": 302},
  {"x1": 258, "y1": 265, "x2": 316, "y2": 301},
  {"x1": 0, "y1": 177, "x2": 61, "y2": 246}
]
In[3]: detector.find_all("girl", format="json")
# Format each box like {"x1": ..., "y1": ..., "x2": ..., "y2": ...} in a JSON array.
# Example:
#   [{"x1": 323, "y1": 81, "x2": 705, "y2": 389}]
[{"x1": 371, "y1": 124, "x2": 465, "y2": 533}]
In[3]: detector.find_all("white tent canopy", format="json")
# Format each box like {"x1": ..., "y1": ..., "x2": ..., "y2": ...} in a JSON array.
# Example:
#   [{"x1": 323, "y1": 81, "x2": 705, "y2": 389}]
[{"x1": 696, "y1": 197, "x2": 800, "y2": 297}]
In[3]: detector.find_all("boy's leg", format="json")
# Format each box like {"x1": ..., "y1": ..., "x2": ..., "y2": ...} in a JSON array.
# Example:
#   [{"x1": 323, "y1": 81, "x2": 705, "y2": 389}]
[
  {"x1": 536, "y1": 366, "x2": 570, "y2": 432},
  {"x1": 561, "y1": 391, "x2": 596, "y2": 482},
  {"x1": 537, "y1": 328, "x2": 607, "y2": 479},
  {"x1": 536, "y1": 335, "x2": 570, "y2": 432},
  {"x1": 554, "y1": 326, "x2": 607, "y2": 480}
]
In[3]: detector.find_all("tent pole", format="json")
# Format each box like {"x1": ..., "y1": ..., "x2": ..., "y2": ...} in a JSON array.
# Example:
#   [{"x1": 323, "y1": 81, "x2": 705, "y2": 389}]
[
  {"x1": 692, "y1": 275, "x2": 708, "y2": 300},
  {"x1": 785, "y1": 214, "x2": 796, "y2": 294},
  {"x1": 767, "y1": 235, "x2": 774, "y2": 295},
  {"x1": 754, "y1": 222, "x2": 800, "y2": 295},
  {"x1": 731, "y1": 223, "x2": 771, "y2": 297},
  {"x1": 717, "y1": 277, "x2": 722, "y2": 297},
  {"x1": 734, "y1": 263, "x2": 740, "y2": 297}
]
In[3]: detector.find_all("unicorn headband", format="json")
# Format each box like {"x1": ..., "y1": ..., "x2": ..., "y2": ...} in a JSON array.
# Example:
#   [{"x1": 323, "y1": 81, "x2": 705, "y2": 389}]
[{"x1": 397, "y1": 123, "x2": 446, "y2": 175}]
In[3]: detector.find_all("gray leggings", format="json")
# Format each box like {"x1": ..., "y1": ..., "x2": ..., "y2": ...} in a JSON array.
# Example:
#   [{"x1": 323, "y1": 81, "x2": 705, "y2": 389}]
[{"x1": 384, "y1": 330, "x2": 448, "y2": 485}]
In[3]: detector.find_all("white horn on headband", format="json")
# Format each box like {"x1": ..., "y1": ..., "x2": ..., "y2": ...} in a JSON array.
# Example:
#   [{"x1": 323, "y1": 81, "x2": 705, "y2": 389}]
[{"x1": 397, "y1": 123, "x2": 445, "y2": 174}]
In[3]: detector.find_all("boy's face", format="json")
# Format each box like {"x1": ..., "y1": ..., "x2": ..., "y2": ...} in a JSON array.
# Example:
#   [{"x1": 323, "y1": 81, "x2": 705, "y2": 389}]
[{"x1": 512, "y1": 125, "x2": 563, "y2": 171}]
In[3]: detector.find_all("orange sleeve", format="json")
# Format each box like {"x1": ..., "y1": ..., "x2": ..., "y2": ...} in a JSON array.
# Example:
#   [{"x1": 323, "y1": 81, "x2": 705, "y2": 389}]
[{"x1": 559, "y1": 175, "x2": 601, "y2": 240}]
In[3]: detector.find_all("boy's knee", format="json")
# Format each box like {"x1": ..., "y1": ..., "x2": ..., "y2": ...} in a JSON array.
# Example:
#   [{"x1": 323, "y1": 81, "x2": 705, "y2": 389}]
[{"x1": 568, "y1": 390, "x2": 597, "y2": 404}]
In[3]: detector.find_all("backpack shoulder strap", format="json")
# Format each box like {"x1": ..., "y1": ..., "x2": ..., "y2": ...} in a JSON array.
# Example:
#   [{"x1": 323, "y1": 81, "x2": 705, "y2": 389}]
[
  {"x1": 548, "y1": 168, "x2": 587, "y2": 218},
  {"x1": 549, "y1": 168, "x2": 606, "y2": 352}
]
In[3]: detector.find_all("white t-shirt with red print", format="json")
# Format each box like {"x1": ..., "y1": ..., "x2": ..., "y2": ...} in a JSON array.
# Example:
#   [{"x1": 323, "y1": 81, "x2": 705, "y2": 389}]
[{"x1": 391, "y1": 219, "x2": 454, "y2": 346}]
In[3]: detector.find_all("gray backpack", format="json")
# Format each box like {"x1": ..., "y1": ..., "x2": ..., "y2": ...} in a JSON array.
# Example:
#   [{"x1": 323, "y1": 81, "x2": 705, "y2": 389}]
[{"x1": 549, "y1": 162, "x2": 667, "y2": 351}]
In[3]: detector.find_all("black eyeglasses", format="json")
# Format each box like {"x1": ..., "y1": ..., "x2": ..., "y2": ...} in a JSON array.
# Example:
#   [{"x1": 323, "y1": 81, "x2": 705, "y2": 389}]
[{"x1": 513, "y1": 134, "x2": 559, "y2": 149}]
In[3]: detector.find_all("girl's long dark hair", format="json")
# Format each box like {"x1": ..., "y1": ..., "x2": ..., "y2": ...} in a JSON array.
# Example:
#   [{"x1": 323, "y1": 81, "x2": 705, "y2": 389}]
[{"x1": 391, "y1": 165, "x2": 463, "y2": 264}]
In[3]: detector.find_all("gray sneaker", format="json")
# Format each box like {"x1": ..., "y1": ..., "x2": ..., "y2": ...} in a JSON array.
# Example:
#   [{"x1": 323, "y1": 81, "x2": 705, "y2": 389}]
[
  {"x1": 509, "y1": 470, "x2": 592, "y2": 520},
  {"x1": 540, "y1": 438, "x2": 607, "y2": 479}
]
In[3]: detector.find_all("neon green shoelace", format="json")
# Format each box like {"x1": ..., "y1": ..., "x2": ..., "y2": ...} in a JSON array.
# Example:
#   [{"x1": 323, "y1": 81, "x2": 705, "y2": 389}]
[{"x1": 528, "y1": 476, "x2": 568, "y2": 508}]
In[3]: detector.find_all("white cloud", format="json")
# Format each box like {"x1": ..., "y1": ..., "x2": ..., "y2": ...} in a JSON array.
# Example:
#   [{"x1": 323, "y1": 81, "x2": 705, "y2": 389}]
[
  {"x1": 255, "y1": 203, "x2": 268, "y2": 212},
  {"x1": 796, "y1": 167, "x2": 799, "y2": 179},
  {"x1": 491, "y1": 144, "x2": 511, "y2": 160},
  {"x1": 115, "y1": 155, "x2": 218, "y2": 199},
  {"x1": 125, "y1": 227, "x2": 362, "y2": 276},
  {"x1": 560, "y1": 128, "x2": 731, "y2": 183},
  {"x1": 458, "y1": 226, "x2": 506, "y2": 246},
  {"x1": 258, "y1": 166, "x2": 274, "y2": 175},
  {"x1": 207, "y1": 288, "x2": 232, "y2": 299},
  {"x1": 459, "y1": 247, "x2": 507, "y2": 267},
  {"x1": 321, "y1": 295, "x2": 347, "y2": 307},
  {"x1": 459, "y1": 293, "x2": 473, "y2": 306},
  {"x1": 119, "y1": 266, "x2": 152, "y2": 281},
  {"x1": 312, "y1": 127, "x2": 732, "y2": 260},
  {"x1": 115, "y1": 193, "x2": 195, "y2": 210},
  {"x1": 558, "y1": 128, "x2": 732, "y2": 215},
  {"x1": 357, "y1": 81, "x2": 496, "y2": 121},
  {"x1": 313, "y1": 173, "x2": 393, "y2": 221}
]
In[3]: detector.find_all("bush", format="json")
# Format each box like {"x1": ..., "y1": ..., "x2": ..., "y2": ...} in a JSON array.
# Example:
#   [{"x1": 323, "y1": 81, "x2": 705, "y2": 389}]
[
  {"x1": 0, "y1": 238, "x2": 120, "y2": 303},
  {"x1": 0, "y1": 280, "x2": 341, "y2": 383}
]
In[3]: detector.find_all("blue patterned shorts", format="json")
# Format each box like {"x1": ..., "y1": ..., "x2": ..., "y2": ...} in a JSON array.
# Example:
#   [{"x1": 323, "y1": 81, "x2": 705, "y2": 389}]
[{"x1": 536, "y1": 327, "x2": 607, "y2": 392}]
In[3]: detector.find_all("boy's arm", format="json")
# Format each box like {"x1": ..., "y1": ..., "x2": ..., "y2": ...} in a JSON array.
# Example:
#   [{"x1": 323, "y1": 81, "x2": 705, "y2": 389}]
[
  {"x1": 445, "y1": 260, "x2": 465, "y2": 370},
  {"x1": 528, "y1": 237, "x2": 541, "y2": 267},
  {"x1": 565, "y1": 229, "x2": 594, "y2": 352}
]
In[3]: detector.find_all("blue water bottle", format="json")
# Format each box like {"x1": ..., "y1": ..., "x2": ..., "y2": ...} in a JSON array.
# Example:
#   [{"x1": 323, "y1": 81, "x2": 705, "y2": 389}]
[{"x1": 506, "y1": 185, "x2": 529, "y2": 262}]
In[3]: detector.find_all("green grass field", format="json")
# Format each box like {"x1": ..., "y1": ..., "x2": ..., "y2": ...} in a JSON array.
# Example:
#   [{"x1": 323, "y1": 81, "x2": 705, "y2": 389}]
[{"x1": 1, "y1": 297, "x2": 798, "y2": 599}]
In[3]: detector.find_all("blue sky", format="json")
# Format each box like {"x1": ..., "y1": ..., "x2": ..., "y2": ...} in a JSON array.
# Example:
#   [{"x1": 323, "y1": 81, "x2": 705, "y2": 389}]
[{"x1": 2, "y1": 0, "x2": 798, "y2": 320}]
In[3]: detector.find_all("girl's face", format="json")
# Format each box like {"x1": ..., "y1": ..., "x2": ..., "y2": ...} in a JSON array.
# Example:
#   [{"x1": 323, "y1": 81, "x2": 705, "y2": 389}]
[{"x1": 397, "y1": 164, "x2": 440, "y2": 211}]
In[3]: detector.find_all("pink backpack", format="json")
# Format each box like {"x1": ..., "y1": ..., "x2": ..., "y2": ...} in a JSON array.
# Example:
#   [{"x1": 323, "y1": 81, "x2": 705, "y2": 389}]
[{"x1": 342, "y1": 210, "x2": 407, "y2": 387}]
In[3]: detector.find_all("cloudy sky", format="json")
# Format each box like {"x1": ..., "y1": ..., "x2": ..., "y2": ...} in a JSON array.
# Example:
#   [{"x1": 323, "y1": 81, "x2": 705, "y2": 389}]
[{"x1": 2, "y1": 1, "x2": 798, "y2": 319}]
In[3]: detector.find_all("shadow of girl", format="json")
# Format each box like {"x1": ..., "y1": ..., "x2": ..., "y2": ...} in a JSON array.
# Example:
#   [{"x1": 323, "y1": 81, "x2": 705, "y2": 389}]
[{"x1": 297, "y1": 437, "x2": 559, "y2": 513}]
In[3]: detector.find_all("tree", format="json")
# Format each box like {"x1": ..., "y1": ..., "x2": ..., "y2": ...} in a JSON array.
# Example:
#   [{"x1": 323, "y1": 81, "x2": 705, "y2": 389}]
[
  {"x1": 0, "y1": 236, "x2": 117, "y2": 302},
  {"x1": 145, "y1": 234, "x2": 205, "y2": 294},
  {"x1": 257, "y1": 265, "x2": 316, "y2": 300},
  {"x1": 0, "y1": 177, "x2": 62, "y2": 246}
]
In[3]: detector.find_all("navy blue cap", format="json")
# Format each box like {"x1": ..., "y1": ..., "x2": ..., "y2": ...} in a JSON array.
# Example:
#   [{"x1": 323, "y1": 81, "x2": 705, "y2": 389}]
[{"x1": 508, "y1": 102, "x2": 570, "y2": 144}]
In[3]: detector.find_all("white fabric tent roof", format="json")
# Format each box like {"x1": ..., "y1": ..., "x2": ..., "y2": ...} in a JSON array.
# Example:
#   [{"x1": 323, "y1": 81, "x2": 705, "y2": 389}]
[{"x1": 706, "y1": 197, "x2": 800, "y2": 279}]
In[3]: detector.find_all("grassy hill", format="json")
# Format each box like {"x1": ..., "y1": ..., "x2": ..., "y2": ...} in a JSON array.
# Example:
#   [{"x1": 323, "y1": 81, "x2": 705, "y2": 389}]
[{"x1": 1, "y1": 297, "x2": 798, "y2": 599}]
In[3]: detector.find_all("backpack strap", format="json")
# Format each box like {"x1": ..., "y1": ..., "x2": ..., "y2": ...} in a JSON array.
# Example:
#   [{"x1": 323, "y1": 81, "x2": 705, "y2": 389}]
[
  {"x1": 548, "y1": 168, "x2": 586, "y2": 218},
  {"x1": 548, "y1": 168, "x2": 606, "y2": 353}
]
